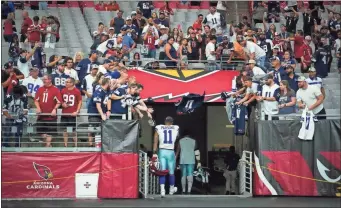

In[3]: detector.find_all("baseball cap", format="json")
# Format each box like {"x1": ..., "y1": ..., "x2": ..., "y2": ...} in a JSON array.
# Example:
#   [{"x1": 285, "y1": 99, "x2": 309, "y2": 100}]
[
  {"x1": 275, "y1": 32, "x2": 280, "y2": 36},
  {"x1": 91, "y1": 64, "x2": 99, "y2": 69},
  {"x1": 308, "y1": 67, "x2": 316, "y2": 72},
  {"x1": 131, "y1": 11, "x2": 137, "y2": 15},
  {"x1": 305, "y1": 35, "x2": 312, "y2": 40},
  {"x1": 121, "y1": 27, "x2": 127, "y2": 31},
  {"x1": 89, "y1": 50, "x2": 98, "y2": 55},
  {"x1": 270, "y1": 56, "x2": 280, "y2": 62},
  {"x1": 4, "y1": 61, "x2": 14, "y2": 69},
  {"x1": 297, "y1": 76, "x2": 306, "y2": 82},
  {"x1": 103, "y1": 59, "x2": 112, "y2": 64},
  {"x1": 159, "y1": 25, "x2": 168, "y2": 30},
  {"x1": 109, "y1": 27, "x2": 114, "y2": 30},
  {"x1": 248, "y1": 60, "x2": 256, "y2": 64},
  {"x1": 126, "y1": 16, "x2": 132, "y2": 20},
  {"x1": 165, "y1": 116, "x2": 174, "y2": 123},
  {"x1": 117, "y1": 34, "x2": 123, "y2": 38},
  {"x1": 159, "y1": 11, "x2": 165, "y2": 15},
  {"x1": 57, "y1": 59, "x2": 65, "y2": 65},
  {"x1": 20, "y1": 49, "x2": 28, "y2": 54}
]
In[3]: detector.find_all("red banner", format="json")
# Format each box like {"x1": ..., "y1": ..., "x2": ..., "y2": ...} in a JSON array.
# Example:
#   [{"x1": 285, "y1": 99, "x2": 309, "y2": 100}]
[
  {"x1": 98, "y1": 153, "x2": 139, "y2": 199},
  {"x1": 1, "y1": 153, "x2": 100, "y2": 198},
  {"x1": 128, "y1": 69, "x2": 239, "y2": 102}
]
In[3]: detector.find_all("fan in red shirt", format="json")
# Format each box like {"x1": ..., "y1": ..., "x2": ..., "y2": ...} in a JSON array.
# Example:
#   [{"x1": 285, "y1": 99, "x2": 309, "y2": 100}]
[
  {"x1": 20, "y1": 11, "x2": 33, "y2": 44},
  {"x1": 34, "y1": 74, "x2": 62, "y2": 147},
  {"x1": 159, "y1": 1, "x2": 174, "y2": 19},
  {"x1": 28, "y1": 16, "x2": 41, "y2": 45},
  {"x1": 40, "y1": 16, "x2": 48, "y2": 42},
  {"x1": 61, "y1": 77, "x2": 82, "y2": 147},
  {"x1": 272, "y1": 32, "x2": 284, "y2": 56},
  {"x1": 300, "y1": 36, "x2": 313, "y2": 73},
  {"x1": 3, "y1": 13, "x2": 17, "y2": 42},
  {"x1": 143, "y1": 27, "x2": 158, "y2": 58},
  {"x1": 291, "y1": 30, "x2": 305, "y2": 63},
  {"x1": 95, "y1": 1, "x2": 106, "y2": 11},
  {"x1": 192, "y1": 14, "x2": 204, "y2": 31}
]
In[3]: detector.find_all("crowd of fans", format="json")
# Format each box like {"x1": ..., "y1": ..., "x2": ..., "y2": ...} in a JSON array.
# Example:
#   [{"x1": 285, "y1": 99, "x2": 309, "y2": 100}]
[{"x1": 1, "y1": 1, "x2": 340, "y2": 147}]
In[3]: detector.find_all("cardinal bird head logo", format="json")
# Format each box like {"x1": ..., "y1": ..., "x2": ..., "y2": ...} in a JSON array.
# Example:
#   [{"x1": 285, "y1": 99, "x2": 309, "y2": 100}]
[{"x1": 33, "y1": 162, "x2": 53, "y2": 180}]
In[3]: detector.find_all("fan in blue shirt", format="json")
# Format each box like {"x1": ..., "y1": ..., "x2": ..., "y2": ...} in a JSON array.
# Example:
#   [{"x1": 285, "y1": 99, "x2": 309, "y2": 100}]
[
  {"x1": 87, "y1": 78, "x2": 111, "y2": 116},
  {"x1": 51, "y1": 62, "x2": 70, "y2": 91},
  {"x1": 76, "y1": 50, "x2": 99, "y2": 88}
]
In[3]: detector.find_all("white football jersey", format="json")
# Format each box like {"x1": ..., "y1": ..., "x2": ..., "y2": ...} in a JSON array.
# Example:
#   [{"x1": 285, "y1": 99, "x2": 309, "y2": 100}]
[
  {"x1": 156, "y1": 125, "x2": 179, "y2": 150},
  {"x1": 298, "y1": 108, "x2": 315, "y2": 141},
  {"x1": 205, "y1": 12, "x2": 222, "y2": 34},
  {"x1": 22, "y1": 76, "x2": 43, "y2": 98}
]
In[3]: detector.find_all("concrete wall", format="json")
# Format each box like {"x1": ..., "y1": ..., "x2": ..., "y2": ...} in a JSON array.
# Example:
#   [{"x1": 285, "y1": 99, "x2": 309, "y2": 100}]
[{"x1": 206, "y1": 106, "x2": 234, "y2": 151}]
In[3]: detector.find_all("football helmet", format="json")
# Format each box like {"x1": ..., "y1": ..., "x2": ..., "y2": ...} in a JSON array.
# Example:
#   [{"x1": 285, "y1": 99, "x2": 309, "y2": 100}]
[{"x1": 149, "y1": 156, "x2": 169, "y2": 176}]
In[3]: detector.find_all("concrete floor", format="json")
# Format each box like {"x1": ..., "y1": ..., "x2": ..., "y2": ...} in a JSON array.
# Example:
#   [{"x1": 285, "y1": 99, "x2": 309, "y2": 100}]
[{"x1": 2, "y1": 196, "x2": 341, "y2": 208}]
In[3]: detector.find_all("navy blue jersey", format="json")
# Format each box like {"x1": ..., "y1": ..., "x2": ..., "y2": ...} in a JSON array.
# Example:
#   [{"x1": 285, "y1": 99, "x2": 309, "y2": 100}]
[
  {"x1": 110, "y1": 87, "x2": 128, "y2": 114},
  {"x1": 175, "y1": 93, "x2": 205, "y2": 115},
  {"x1": 87, "y1": 87, "x2": 110, "y2": 114},
  {"x1": 257, "y1": 40, "x2": 272, "y2": 58},
  {"x1": 231, "y1": 103, "x2": 246, "y2": 136},
  {"x1": 272, "y1": 67, "x2": 287, "y2": 85},
  {"x1": 137, "y1": 1, "x2": 153, "y2": 18},
  {"x1": 31, "y1": 47, "x2": 45, "y2": 71},
  {"x1": 51, "y1": 73, "x2": 70, "y2": 91},
  {"x1": 76, "y1": 58, "x2": 98, "y2": 87},
  {"x1": 313, "y1": 48, "x2": 328, "y2": 78}
]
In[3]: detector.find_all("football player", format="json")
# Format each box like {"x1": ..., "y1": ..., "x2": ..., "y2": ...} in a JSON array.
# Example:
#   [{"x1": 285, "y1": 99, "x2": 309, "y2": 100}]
[{"x1": 153, "y1": 116, "x2": 179, "y2": 197}]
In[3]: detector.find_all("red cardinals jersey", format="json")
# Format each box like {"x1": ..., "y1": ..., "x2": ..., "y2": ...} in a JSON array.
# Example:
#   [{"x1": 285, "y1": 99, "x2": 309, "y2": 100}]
[
  {"x1": 144, "y1": 35, "x2": 156, "y2": 50},
  {"x1": 272, "y1": 40, "x2": 284, "y2": 56},
  {"x1": 35, "y1": 85, "x2": 62, "y2": 120},
  {"x1": 61, "y1": 87, "x2": 82, "y2": 114}
]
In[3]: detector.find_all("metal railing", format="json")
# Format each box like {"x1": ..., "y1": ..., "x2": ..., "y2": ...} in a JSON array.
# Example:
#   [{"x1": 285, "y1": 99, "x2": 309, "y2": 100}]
[
  {"x1": 1, "y1": 110, "x2": 132, "y2": 151},
  {"x1": 138, "y1": 150, "x2": 159, "y2": 198},
  {"x1": 116, "y1": 57, "x2": 246, "y2": 71},
  {"x1": 238, "y1": 151, "x2": 253, "y2": 196}
]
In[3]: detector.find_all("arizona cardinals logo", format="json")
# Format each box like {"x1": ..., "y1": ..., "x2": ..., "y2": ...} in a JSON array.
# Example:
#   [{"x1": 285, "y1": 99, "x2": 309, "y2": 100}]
[{"x1": 33, "y1": 162, "x2": 53, "y2": 180}]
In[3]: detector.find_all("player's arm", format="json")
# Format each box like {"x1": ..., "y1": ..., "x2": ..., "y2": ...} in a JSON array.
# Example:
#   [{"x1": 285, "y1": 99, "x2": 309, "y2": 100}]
[{"x1": 152, "y1": 130, "x2": 159, "y2": 156}]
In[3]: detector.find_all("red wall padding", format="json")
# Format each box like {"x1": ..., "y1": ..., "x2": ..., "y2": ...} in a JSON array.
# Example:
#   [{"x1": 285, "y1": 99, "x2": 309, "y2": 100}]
[{"x1": 97, "y1": 153, "x2": 139, "y2": 199}]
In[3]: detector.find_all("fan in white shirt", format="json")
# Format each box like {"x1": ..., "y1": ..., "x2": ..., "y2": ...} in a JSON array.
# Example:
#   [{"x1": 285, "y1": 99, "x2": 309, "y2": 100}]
[
  {"x1": 203, "y1": 7, "x2": 223, "y2": 35},
  {"x1": 97, "y1": 35, "x2": 123, "y2": 54},
  {"x1": 21, "y1": 67, "x2": 43, "y2": 98},
  {"x1": 64, "y1": 58, "x2": 79, "y2": 84},
  {"x1": 296, "y1": 76, "x2": 325, "y2": 116},
  {"x1": 205, "y1": 36, "x2": 217, "y2": 61},
  {"x1": 237, "y1": 34, "x2": 267, "y2": 69}
]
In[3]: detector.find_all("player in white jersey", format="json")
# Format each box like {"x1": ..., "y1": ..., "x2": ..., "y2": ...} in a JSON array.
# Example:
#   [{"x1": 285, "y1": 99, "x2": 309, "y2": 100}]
[{"x1": 153, "y1": 116, "x2": 179, "y2": 197}]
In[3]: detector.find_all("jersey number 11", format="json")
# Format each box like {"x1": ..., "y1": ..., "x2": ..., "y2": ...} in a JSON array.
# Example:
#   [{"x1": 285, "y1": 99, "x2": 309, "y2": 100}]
[{"x1": 163, "y1": 130, "x2": 173, "y2": 144}]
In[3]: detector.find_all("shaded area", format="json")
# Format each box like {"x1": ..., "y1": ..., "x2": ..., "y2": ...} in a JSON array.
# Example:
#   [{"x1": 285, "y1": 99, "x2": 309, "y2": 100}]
[{"x1": 2, "y1": 197, "x2": 340, "y2": 208}]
